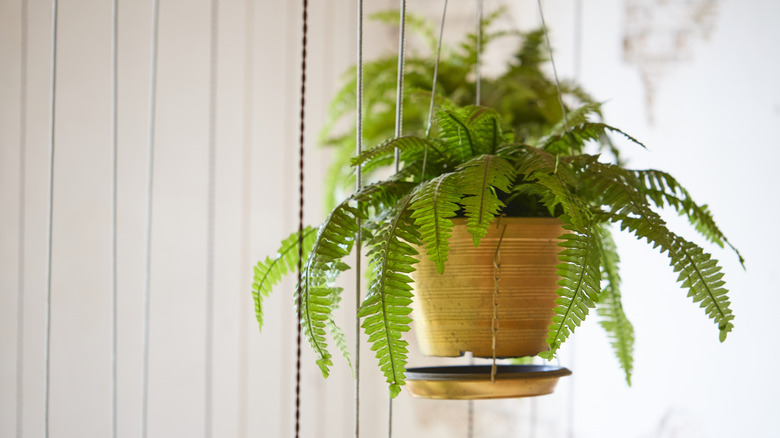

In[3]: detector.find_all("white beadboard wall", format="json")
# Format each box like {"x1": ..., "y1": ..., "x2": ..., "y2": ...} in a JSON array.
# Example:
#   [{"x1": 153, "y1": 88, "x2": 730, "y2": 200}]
[{"x1": 1, "y1": 1, "x2": 778, "y2": 437}]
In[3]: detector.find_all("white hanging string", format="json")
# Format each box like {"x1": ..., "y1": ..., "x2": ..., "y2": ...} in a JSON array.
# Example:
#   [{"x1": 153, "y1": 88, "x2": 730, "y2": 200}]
[
  {"x1": 110, "y1": 0, "x2": 119, "y2": 436},
  {"x1": 237, "y1": 0, "x2": 255, "y2": 436},
  {"x1": 393, "y1": 0, "x2": 407, "y2": 172},
  {"x1": 475, "y1": 0, "x2": 483, "y2": 106},
  {"x1": 567, "y1": 3, "x2": 582, "y2": 437},
  {"x1": 355, "y1": 0, "x2": 364, "y2": 437},
  {"x1": 43, "y1": 1, "x2": 59, "y2": 436},
  {"x1": 535, "y1": 0, "x2": 571, "y2": 134},
  {"x1": 389, "y1": 2, "x2": 406, "y2": 436},
  {"x1": 420, "y1": 0, "x2": 448, "y2": 182},
  {"x1": 141, "y1": 0, "x2": 160, "y2": 436},
  {"x1": 16, "y1": 2, "x2": 29, "y2": 437},
  {"x1": 205, "y1": 0, "x2": 219, "y2": 436},
  {"x1": 468, "y1": 3, "x2": 484, "y2": 435}
]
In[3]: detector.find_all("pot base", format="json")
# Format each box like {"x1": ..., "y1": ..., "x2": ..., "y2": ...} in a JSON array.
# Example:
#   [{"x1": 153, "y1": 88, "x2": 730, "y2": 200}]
[{"x1": 404, "y1": 365, "x2": 571, "y2": 400}]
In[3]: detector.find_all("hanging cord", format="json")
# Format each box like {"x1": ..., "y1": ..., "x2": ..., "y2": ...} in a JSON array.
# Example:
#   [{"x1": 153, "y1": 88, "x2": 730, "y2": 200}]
[
  {"x1": 110, "y1": 0, "x2": 119, "y2": 436},
  {"x1": 475, "y1": 0, "x2": 483, "y2": 106},
  {"x1": 421, "y1": 0, "x2": 448, "y2": 182},
  {"x1": 468, "y1": 3, "x2": 484, "y2": 435},
  {"x1": 354, "y1": 0, "x2": 364, "y2": 437},
  {"x1": 43, "y1": 1, "x2": 59, "y2": 436},
  {"x1": 567, "y1": 3, "x2": 581, "y2": 438},
  {"x1": 204, "y1": 0, "x2": 219, "y2": 436},
  {"x1": 535, "y1": 0, "x2": 571, "y2": 135},
  {"x1": 141, "y1": 0, "x2": 160, "y2": 436},
  {"x1": 491, "y1": 222, "x2": 507, "y2": 382},
  {"x1": 393, "y1": 0, "x2": 407, "y2": 171},
  {"x1": 294, "y1": 1, "x2": 309, "y2": 438},
  {"x1": 16, "y1": 1, "x2": 29, "y2": 437},
  {"x1": 388, "y1": 3, "x2": 406, "y2": 436},
  {"x1": 237, "y1": 0, "x2": 255, "y2": 436}
]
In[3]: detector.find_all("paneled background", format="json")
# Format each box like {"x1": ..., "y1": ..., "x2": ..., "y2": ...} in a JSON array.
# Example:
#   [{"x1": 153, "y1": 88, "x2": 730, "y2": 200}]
[{"x1": 1, "y1": 0, "x2": 779, "y2": 437}]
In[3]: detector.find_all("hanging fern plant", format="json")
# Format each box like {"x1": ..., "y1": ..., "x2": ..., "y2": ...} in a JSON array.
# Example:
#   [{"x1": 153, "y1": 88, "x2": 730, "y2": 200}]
[{"x1": 252, "y1": 12, "x2": 742, "y2": 397}]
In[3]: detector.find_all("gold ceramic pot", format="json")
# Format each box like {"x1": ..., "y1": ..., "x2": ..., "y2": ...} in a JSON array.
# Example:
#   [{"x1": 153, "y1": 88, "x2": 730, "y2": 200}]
[{"x1": 411, "y1": 217, "x2": 564, "y2": 358}]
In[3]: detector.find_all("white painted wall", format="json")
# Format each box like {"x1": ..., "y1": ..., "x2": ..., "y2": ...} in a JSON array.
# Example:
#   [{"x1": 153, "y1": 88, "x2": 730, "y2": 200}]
[{"x1": 1, "y1": 0, "x2": 778, "y2": 437}]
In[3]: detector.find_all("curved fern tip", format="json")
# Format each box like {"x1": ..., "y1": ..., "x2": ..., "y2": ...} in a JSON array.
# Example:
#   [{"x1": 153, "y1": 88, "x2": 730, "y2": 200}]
[{"x1": 389, "y1": 384, "x2": 402, "y2": 399}]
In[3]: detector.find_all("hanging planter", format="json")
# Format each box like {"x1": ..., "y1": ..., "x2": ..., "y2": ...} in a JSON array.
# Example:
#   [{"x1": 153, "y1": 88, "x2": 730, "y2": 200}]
[
  {"x1": 411, "y1": 217, "x2": 563, "y2": 358},
  {"x1": 250, "y1": 8, "x2": 742, "y2": 401}
]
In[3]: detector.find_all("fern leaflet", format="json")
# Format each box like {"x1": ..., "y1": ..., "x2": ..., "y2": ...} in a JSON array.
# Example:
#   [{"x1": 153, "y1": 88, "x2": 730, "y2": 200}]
[
  {"x1": 410, "y1": 173, "x2": 462, "y2": 274},
  {"x1": 358, "y1": 193, "x2": 419, "y2": 398},
  {"x1": 596, "y1": 227, "x2": 634, "y2": 384},
  {"x1": 252, "y1": 226, "x2": 317, "y2": 331},
  {"x1": 539, "y1": 222, "x2": 602, "y2": 359},
  {"x1": 457, "y1": 155, "x2": 515, "y2": 246}
]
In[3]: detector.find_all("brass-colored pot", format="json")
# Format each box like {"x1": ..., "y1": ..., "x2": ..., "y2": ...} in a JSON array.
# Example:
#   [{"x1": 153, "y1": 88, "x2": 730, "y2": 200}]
[{"x1": 411, "y1": 217, "x2": 564, "y2": 358}]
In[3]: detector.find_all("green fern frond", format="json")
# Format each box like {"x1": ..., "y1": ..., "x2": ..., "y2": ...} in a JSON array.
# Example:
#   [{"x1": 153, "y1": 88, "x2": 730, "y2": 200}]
[
  {"x1": 539, "y1": 222, "x2": 602, "y2": 360},
  {"x1": 596, "y1": 227, "x2": 634, "y2": 385},
  {"x1": 541, "y1": 122, "x2": 646, "y2": 156},
  {"x1": 358, "y1": 193, "x2": 419, "y2": 398},
  {"x1": 457, "y1": 154, "x2": 515, "y2": 246},
  {"x1": 517, "y1": 147, "x2": 589, "y2": 229},
  {"x1": 252, "y1": 226, "x2": 318, "y2": 331},
  {"x1": 297, "y1": 200, "x2": 365, "y2": 376},
  {"x1": 634, "y1": 169, "x2": 744, "y2": 267},
  {"x1": 435, "y1": 106, "x2": 502, "y2": 162},
  {"x1": 579, "y1": 159, "x2": 735, "y2": 342},
  {"x1": 410, "y1": 173, "x2": 461, "y2": 273},
  {"x1": 326, "y1": 289, "x2": 353, "y2": 376},
  {"x1": 351, "y1": 136, "x2": 438, "y2": 169}
]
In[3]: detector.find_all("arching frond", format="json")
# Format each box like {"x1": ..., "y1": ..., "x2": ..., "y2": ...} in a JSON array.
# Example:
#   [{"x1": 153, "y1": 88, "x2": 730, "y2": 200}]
[
  {"x1": 634, "y1": 169, "x2": 744, "y2": 267},
  {"x1": 457, "y1": 154, "x2": 515, "y2": 246},
  {"x1": 541, "y1": 122, "x2": 646, "y2": 156},
  {"x1": 252, "y1": 226, "x2": 318, "y2": 330},
  {"x1": 579, "y1": 159, "x2": 735, "y2": 342},
  {"x1": 540, "y1": 222, "x2": 602, "y2": 359},
  {"x1": 596, "y1": 227, "x2": 634, "y2": 385},
  {"x1": 517, "y1": 147, "x2": 589, "y2": 229},
  {"x1": 410, "y1": 173, "x2": 461, "y2": 274},
  {"x1": 358, "y1": 193, "x2": 420, "y2": 398}
]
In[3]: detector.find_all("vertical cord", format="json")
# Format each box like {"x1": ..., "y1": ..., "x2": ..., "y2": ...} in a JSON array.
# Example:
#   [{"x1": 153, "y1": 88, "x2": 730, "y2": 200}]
[
  {"x1": 468, "y1": 3, "x2": 483, "y2": 434},
  {"x1": 294, "y1": 2, "x2": 309, "y2": 438},
  {"x1": 237, "y1": 0, "x2": 255, "y2": 436},
  {"x1": 16, "y1": 1, "x2": 29, "y2": 437},
  {"x1": 421, "y1": 0, "x2": 448, "y2": 182},
  {"x1": 204, "y1": 0, "x2": 219, "y2": 436},
  {"x1": 141, "y1": 0, "x2": 160, "y2": 436},
  {"x1": 535, "y1": 0, "x2": 571, "y2": 134},
  {"x1": 354, "y1": 0, "x2": 363, "y2": 437},
  {"x1": 424, "y1": 0, "x2": 447, "y2": 138},
  {"x1": 475, "y1": 0, "x2": 482, "y2": 106},
  {"x1": 110, "y1": 0, "x2": 119, "y2": 436},
  {"x1": 393, "y1": 0, "x2": 407, "y2": 172},
  {"x1": 389, "y1": 4, "x2": 406, "y2": 436},
  {"x1": 568, "y1": 3, "x2": 582, "y2": 437},
  {"x1": 43, "y1": 1, "x2": 59, "y2": 436}
]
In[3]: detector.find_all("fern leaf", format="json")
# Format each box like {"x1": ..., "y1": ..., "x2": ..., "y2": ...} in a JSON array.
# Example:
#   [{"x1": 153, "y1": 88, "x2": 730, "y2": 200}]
[
  {"x1": 297, "y1": 200, "x2": 365, "y2": 377},
  {"x1": 252, "y1": 226, "x2": 318, "y2": 331},
  {"x1": 517, "y1": 147, "x2": 589, "y2": 229},
  {"x1": 358, "y1": 193, "x2": 419, "y2": 398},
  {"x1": 457, "y1": 155, "x2": 515, "y2": 246},
  {"x1": 326, "y1": 288, "x2": 353, "y2": 376},
  {"x1": 351, "y1": 136, "x2": 437, "y2": 168},
  {"x1": 435, "y1": 106, "x2": 502, "y2": 162},
  {"x1": 579, "y1": 159, "x2": 735, "y2": 342},
  {"x1": 596, "y1": 227, "x2": 634, "y2": 385},
  {"x1": 539, "y1": 222, "x2": 602, "y2": 359},
  {"x1": 410, "y1": 173, "x2": 461, "y2": 273},
  {"x1": 634, "y1": 169, "x2": 744, "y2": 267},
  {"x1": 541, "y1": 122, "x2": 646, "y2": 156}
]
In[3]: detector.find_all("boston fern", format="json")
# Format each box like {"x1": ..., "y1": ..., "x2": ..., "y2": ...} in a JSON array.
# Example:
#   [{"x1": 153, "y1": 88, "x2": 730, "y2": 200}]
[{"x1": 253, "y1": 103, "x2": 741, "y2": 396}]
